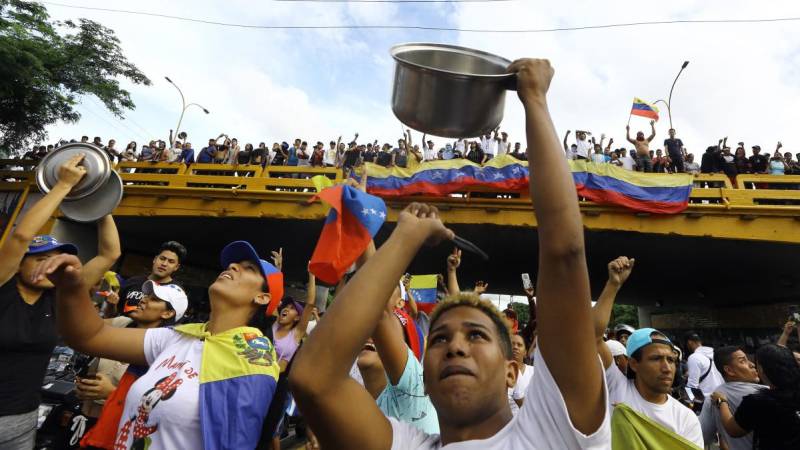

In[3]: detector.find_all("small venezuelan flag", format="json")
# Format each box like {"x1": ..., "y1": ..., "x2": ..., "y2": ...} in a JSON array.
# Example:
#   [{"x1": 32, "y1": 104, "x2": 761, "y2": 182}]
[
  {"x1": 630, "y1": 97, "x2": 660, "y2": 121},
  {"x1": 408, "y1": 274, "x2": 439, "y2": 314}
]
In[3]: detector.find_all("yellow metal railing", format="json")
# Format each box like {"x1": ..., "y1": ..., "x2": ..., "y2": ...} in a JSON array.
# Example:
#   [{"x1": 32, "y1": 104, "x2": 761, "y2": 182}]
[{"x1": 2, "y1": 160, "x2": 800, "y2": 211}]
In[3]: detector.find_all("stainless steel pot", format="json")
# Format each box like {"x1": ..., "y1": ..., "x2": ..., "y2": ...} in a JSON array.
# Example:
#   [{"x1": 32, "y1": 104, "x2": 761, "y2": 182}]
[
  {"x1": 390, "y1": 43, "x2": 517, "y2": 139},
  {"x1": 35, "y1": 143, "x2": 123, "y2": 222}
]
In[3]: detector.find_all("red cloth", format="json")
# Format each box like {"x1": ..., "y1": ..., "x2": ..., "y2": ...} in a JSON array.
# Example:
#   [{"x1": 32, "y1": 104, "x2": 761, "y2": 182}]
[{"x1": 80, "y1": 371, "x2": 139, "y2": 449}]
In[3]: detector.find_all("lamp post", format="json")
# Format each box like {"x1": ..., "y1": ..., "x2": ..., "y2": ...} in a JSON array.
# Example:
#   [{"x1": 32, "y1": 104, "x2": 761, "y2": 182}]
[
  {"x1": 165, "y1": 76, "x2": 209, "y2": 149},
  {"x1": 658, "y1": 61, "x2": 689, "y2": 129}
]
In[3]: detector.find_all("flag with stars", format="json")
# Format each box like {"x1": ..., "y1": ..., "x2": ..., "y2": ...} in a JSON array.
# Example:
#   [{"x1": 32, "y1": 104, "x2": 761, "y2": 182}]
[{"x1": 309, "y1": 184, "x2": 387, "y2": 284}]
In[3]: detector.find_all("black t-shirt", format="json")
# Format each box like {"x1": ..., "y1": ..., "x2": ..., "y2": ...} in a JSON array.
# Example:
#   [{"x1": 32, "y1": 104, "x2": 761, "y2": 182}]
[
  {"x1": 466, "y1": 148, "x2": 485, "y2": 164},
  {"x1": 393, "y1": 148, "x2": 409, "y2": 168},
  {"x1": 237, "y1": 149, "x2": 252, "y2": 165},
  {"x1": 663, "y1": 138, "x2": 683, "y2": 156},
  {"x1": 376, "y1": 151, "x2": 392, "y2": 167},
  {"x1": 749, "y1": 154, "x2": 769, "y2": 172},
  {"x1": 734, "y1": 390, "x2": 800, "y2": 450},
  {"x1": 343, "y1": 149, "x2": 361, "y2": 168},
  {"x1": 0, "y1": 278, "x2": 57, "y2": 415},
  {"x1": 362, "y1": 149, "x2": 377, "y2": 163}
]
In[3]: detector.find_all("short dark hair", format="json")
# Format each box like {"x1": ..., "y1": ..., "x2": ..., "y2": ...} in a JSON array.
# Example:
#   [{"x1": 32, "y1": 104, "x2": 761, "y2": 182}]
[
  {"x1": 627, "y1": 331, "x2": 671, "y2": 380},
  {"x1": 159, "y1": 241, "x2": 187, "y2": 263},
  {"x1": 756, "y1": 344, "x2": 800, "y2": 391},
  {"x1": 714, "y1": 346, "x2": 742, "y2": 378},
  {"x1": 428, "y1": 293, "x2": 512, "y2": 360}
]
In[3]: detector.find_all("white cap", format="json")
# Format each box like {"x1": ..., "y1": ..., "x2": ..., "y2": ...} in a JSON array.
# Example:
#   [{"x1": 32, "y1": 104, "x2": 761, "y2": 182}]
[
  {"x1": 142, "y1": 280, "x2": 188, "y2": 321},
  {"x1": 606, "y1": 339, "x2": 627, "y2": 358}
]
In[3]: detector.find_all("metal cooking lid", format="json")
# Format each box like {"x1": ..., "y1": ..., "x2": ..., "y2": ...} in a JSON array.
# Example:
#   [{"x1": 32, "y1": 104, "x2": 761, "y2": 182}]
[
  {"x1": 390, "y1": 43, "x2": 513, "y2": 79},
  {"x1": 59, "y1": 170, "x2": 123, "y2": 223},
  {"x1": 36, "y1": 143, "x2": 112, "y2": 200}
]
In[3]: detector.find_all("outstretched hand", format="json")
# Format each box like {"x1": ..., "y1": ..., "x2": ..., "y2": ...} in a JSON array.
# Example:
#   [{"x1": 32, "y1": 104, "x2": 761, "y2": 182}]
[
  {"x1": 396, "y1": 203, "x2": 454, "y2": 247},
  {"x1": 507, "y1": 58, "x2": 554, "y2": 107},
  {"x1": 31, "y1": 254, "x2": 84, "y2": 289},
  {"x1": 271, "y1": 248, "x2": 283, "y2": 271},
  {"x1": 607, "y1": 256, "x2": 635, "y2": 287},
  {"x1": 446, "y1": 247, "x2": 462, "y2": 271},
  {"x1": 474, "y1": 281, "x2": 489, "y2": 295},
  {"x1": 57, "y1": 154, "x2": 88, "y2": 188}
]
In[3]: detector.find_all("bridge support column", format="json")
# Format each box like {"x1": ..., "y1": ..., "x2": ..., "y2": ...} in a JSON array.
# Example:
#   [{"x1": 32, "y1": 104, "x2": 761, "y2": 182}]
[{"x1": 637, "y1": 306, "x2": 653, "y2": 328}]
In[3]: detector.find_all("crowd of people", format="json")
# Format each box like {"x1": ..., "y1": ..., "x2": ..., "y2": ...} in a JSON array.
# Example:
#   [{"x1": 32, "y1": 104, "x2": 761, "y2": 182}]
[
  {"x1": 16, "y1": 119, "x2": 800, "y2": 182},
  {"x1": 2, "y1": 59, "x2": 799, "y2": 450}
]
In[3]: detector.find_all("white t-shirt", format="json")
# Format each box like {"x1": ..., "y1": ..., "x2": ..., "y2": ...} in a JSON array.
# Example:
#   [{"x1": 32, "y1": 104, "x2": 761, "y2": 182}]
[
  {"x1": 507, "y1": 363, "x2": 535, "y2": 416},
  {"x1": 455, "y1": 139, "x2": 466, "y2": 154},
  {"x1": 497, "y1": 140, "x2": 511, "y2": 156},
  {"x1": 605, "y1": 364, "x2": 703, "y2": 447},
  {"x1": 480, "y1": 137, "x2": 495, "y2": 156},
  {"x1": 424, "y1": 147, "x2": 437, "y2": 161},
  {"x1": 324, "y1": 147, "x2": 338, "y2": 166},
  {"x1": 620, "y1": 156, "x2": 635, "y2": 170},
  {"x1": 686, "y1": 347, "x2": 725, "y2": 398},
  {"x1": 575, "y1": 140, "x2": 592, "y2": 159},
  {"x1": 389, "y1": 347, "x2": 610, "y2": 449},
  {"x1": 115, "y1": 328, "x2": 202, "y2": 450}
]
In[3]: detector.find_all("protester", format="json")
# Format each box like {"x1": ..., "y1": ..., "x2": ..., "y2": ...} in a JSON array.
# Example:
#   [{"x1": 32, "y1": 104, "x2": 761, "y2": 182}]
[
  {"x1": 605, "y1": 339, "x2": 629, "y2": 375},
  {"x1": 291, "y1": 58, "x2": 610, "y2": 449},
  {"x1": 711, "y1": 344, "x2": 800, "y2": 450},
  {"x1": 626, "y1": 121, "x2": 656, "y2": 172},
  {"x1": 769, "y1": 150, "x2": 787, "y2": 175},
  {"x1": 38, "y1": 240, "x2": 283, "y2": 449},
  {"x1": 684, "y1": 153, "x2": 700, "y2": 174},
  {"x1": 115, "y1": 241, "x2": 187, "y2": 318},
  {"x1": 508, "y1": 334, "x2": 535, "y2": 415},
  {"x1": 664, "y1": 128, "x2": 685, "y2": 173},
  {"x1": 698, "y1": 346, "x2": 766, "y2": 450},
  {"x1": 0, "y1": 155, "x2": 121, "y2": 449},
  {"x1": 734, "y1": 146, "x2": 750, "y2": 174},
  {"x1": 593, "y1": 257, "x2": 703, "y2": 447},
  {"x1": 684, "y1": 331, "x2": 725, "y2": 411},
  {"x1": 749, "y1": 145, "x2": 769, "y2": 174}
]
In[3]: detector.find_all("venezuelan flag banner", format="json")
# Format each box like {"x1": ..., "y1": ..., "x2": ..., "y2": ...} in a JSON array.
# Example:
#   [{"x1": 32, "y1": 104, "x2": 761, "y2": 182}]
[
  {"x1": 365, "y1": 156, "x2": 529, "y2": 197},
  {"x1": 631, "y1": 97, "x2": 660, "y2": 121},
  {"x1": 175, "y1": 323, "x2": 280, "y2": 450},
  {"x1": 611, "y1": 403, "x2": 702, "y2": 449},
  {"x1": 364, "y1": 155, "x2": 693, "y2": 214},
  {"x1": 408, "y1": 274, "x2": 439, "y2": 314}
]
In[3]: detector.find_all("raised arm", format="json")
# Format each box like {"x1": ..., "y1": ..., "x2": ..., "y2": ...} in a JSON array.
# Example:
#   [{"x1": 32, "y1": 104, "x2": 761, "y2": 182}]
[
  {"x1": 647, "y1": 120, "x2": 656, "y2": 142},
  {"x1": 510, "y1": 58, "x2": 604, "y2": 433},
  {"x1": 777, "y1": 320, "x2": 796, "y2": 347},
  {"x1": 374, "y1": 294, "x2": 410, "y2": 385},
  {"x1": 34, "y1": 254, "x2": 147, "y2": 366},
  {"x1": 626, "y1": 125, "x2": 635, "y2": 144},
  {"x1": 605, "y1": 138, "x2": 614, "y2": 153},
  {"x1": 0, "y1": 154, "x2": 86, "y2": 285},
  {"x1": 446, "y1": 247, "x2": 461, "y2": 295},
  {"x1": 593, "y1": 257, "x2": 635, "y2": 369},
  {"x1": 403, "y1": 276, "x2": 419, "y2": 319},
  {"x1": 294, "y1": 269, "x2": 317, "y2": 342},
  {"x1": 562, "y1": 130, "x2": 571, "y2": 152},
  {"x1": 290, "y1": 203, "x2": 453, "y2": 450},
  {"x1": 80, "y1": 215, "x2": 122, "y2": 287}
]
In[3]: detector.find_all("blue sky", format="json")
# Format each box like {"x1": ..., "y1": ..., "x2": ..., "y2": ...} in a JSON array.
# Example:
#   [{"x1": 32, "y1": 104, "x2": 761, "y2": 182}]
[{"x1": 43, "y1": 0, "x2": 800, "y2": 157}]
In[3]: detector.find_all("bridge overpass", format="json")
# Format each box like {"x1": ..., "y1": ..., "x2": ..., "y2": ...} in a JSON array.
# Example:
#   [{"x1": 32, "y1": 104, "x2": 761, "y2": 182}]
[{"x1": 2, "y1": 160, "x2": 799, "y2": 333}]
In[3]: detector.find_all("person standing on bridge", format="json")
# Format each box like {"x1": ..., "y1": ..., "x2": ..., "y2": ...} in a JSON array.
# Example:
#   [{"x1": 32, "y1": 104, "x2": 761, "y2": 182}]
[
  {"x1": 626, "y1": 120, "x2": 656, "y2": 172},
  {"x1": 290, "y1": 58, "x2": 611, "y2": 449}
]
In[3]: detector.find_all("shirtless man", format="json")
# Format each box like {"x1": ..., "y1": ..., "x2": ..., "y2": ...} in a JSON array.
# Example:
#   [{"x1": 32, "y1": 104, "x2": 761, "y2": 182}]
[{"x1": 626, "y1": 121, "x2": 656, "y2": 173}]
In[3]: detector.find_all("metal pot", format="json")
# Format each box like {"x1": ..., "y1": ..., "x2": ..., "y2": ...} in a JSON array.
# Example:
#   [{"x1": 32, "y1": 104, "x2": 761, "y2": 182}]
[
  {"x1": 35, "y1": 143, "x2": 123, "y2": 222},
  {"x1": 390, "y1": 43, "x2": 517, "y2": 139}
]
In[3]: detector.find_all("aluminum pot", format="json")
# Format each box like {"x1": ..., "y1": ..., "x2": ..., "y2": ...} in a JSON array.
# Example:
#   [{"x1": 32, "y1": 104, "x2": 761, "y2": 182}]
[
  {"x1": 35, "y1": 143, "x2": 123, "y2": 222},
  {"x1": 390, "y1": 43, "x2": 517, "y2": 139}
]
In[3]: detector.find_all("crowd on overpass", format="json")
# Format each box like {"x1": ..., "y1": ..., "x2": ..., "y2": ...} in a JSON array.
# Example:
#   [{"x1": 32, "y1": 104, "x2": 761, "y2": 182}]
[
  {"x1": 3, "y1": 60, "x2": 800, "y2": 450},
  {"x1": 16, "y1": 123, "x2": 800, "y2": 181}
]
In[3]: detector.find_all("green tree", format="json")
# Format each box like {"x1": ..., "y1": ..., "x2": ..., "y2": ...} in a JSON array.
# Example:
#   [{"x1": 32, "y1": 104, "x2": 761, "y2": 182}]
[
  {"x1": 0, "y1": 0, "x2": 150, "y2": 154},
  {"x1": 611, "y1": 304, "x2": 639, "y2": 328}
]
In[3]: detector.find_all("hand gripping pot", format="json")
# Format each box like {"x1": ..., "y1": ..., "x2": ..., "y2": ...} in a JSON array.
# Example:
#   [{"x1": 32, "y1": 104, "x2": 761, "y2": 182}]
[
  {"x1": 390, "y1": 43, "x2": 518, "y2": 139},
  {"x1": 35, "y1": 143, "x2": 123, "y2": 222}
]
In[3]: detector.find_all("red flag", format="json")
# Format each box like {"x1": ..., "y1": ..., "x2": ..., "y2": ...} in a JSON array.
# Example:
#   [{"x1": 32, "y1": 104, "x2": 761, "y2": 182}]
[{"x1": 309, "y1": 185, "x2": 387, "y2": 285}]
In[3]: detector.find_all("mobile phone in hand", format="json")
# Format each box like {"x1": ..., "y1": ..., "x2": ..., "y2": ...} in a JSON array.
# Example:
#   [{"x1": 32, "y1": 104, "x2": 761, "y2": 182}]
[{"x1": 521, "y1": 273, "x2": 533, "y2": 290}]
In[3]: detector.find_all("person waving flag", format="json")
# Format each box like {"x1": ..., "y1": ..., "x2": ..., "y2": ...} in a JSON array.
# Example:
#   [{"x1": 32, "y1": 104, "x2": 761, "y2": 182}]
[{"x1": 630, "y1": 97, "x2": 660, "y2": 121}]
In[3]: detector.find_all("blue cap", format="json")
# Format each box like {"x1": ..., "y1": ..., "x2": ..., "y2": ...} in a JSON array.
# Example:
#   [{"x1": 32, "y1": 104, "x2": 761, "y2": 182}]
[
  {"x1": 26, "y1": 235, "x2": 78, "y2": 256},
  {"x1": 220, "y1": 241, "x2": 283, "y2": 315},
  {"x1": 626, "y1": 327, "x2": 673, "y2": 357}
]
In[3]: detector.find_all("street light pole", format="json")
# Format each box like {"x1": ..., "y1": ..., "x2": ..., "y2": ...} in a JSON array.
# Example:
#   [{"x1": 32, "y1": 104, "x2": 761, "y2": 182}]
[
  {"x1": 165, "y1": 77, "x2": 210, "y2": 149},
  {"x1": 665, "y1": 61, "x2": 689, "y2": 129}
]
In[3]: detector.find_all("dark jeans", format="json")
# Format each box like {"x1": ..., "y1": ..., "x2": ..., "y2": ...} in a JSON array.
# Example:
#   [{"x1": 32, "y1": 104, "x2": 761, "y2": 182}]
[
  {"x1": 636, "y1": 155, "x2": 653, "y2": 172},
  {"x1": 669, "y1": 152, "x2": 685, "y2": 173}
]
